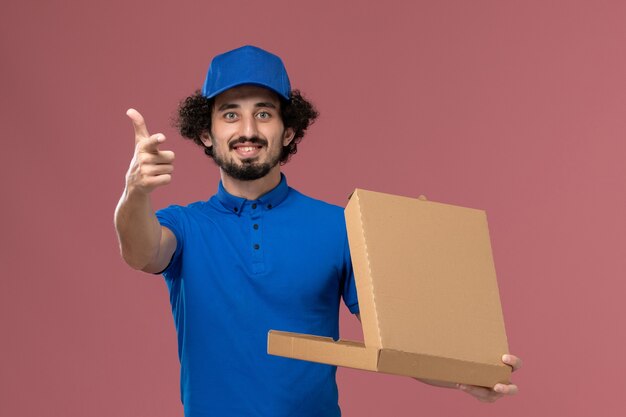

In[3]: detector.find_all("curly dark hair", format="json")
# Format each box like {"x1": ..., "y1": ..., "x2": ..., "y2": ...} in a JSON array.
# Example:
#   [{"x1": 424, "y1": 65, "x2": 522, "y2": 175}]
[{"x1": 174, "y1": 89, "x2": 319, "y2": 164}]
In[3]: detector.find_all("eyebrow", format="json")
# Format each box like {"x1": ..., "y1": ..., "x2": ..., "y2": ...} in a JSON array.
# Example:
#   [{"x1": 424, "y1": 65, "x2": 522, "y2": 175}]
[{"x1": 217, "y1": 102, "x2": 278, "y2": 112}]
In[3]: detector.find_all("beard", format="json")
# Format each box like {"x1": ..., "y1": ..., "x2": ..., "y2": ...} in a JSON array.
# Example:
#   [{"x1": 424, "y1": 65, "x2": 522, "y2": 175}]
[{"x1": 212, "y1": 136, "x2": 282, "y2": 181}]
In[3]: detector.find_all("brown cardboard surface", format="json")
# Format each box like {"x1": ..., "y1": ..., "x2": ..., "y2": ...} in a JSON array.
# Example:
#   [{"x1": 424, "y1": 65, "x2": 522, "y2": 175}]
[{"x1": 267, "y1": 189, "x2": 511, "y2": 387}]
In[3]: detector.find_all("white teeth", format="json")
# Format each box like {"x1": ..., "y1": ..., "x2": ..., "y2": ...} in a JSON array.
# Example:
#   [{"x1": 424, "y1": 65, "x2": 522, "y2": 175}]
[{"x1": 240, "y1": 147, "x2": 256, "y2": 152}]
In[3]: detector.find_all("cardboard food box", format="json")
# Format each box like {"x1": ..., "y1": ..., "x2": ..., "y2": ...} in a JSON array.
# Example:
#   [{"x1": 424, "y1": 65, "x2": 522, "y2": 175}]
[{"x1": 268, "y1": 189, "x2": 511, "y2": 387}]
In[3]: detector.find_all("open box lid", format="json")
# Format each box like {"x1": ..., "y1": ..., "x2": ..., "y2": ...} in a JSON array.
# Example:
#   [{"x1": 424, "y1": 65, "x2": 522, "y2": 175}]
[{"x1": 268, "y1": 189, "x2": 511, "y2": 387}]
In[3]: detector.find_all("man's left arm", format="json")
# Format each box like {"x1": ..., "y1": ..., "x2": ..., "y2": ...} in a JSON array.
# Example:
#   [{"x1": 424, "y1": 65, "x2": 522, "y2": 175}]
[{"x1": 354, "y1": 314, "x2": 521, "y2": 403}]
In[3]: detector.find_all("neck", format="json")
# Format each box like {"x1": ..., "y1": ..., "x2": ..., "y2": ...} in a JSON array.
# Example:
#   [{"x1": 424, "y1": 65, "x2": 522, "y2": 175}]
[{"x1": 220, "y1": 166, "x2": 282, "y2": 200}]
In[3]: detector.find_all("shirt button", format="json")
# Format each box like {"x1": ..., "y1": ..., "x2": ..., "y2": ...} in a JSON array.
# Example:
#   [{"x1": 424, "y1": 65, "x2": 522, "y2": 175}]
[
  {"x1": 251, "y1": 203, "x2": 257, "y2": 209},
  {"x1": 233, "y1": 207, "x2": 238, "y2": 213},
  {"x1": 267, "y1": 204, "x2": 272, "y2": 209},
  {"x1": 253, "y1": 224, "x2": 259, "y2": 230},
  {"x1": 253, "y1": 244, "x2": 260, "y2": 250}
]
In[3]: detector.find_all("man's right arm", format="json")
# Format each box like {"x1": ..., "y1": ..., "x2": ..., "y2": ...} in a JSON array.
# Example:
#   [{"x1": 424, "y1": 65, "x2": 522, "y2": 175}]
[{"x1": 114, "y1": 109, "x2": 176, "y2": 274}]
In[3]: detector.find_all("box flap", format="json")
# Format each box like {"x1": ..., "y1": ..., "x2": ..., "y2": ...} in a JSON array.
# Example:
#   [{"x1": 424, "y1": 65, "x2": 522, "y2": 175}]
[
  {"x1": 346, "y1": 189, "x2": 509, "y2": 366},
  {"x1": 268, "y1": 330, "x2": 379, "y2": 371}
]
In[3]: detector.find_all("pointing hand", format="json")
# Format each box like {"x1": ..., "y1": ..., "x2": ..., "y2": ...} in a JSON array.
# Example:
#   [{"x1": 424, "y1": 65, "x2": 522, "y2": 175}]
[{"x1": 125, "y1": 109, "x2": 175, "y2": 194}]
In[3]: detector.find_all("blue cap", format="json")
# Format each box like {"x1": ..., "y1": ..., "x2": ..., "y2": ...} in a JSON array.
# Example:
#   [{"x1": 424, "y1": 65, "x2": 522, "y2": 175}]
[{"x1": 201, "y1": 45, "x2": 291, "y2": 101}]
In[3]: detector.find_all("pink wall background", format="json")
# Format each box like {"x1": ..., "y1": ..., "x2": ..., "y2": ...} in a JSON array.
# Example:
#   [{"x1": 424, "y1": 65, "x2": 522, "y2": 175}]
[{"x1": 2, "y1": 1, "x2": 625, "y2": 416}]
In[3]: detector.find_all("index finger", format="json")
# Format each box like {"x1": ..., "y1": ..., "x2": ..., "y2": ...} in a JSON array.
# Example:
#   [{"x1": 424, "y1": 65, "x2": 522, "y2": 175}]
[{"x1": 126, "y1": 108, "x2": 150, "y2": 143}]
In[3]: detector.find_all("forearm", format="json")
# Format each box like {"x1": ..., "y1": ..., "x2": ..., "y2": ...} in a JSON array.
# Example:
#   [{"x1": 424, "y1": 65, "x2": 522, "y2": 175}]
[{"x1": 114, "y1": 187, "x2": 162, "y2": 270}]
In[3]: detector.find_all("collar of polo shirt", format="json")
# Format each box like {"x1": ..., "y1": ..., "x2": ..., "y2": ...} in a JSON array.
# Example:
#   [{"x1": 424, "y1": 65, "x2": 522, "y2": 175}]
[{"x1": 215, "y1": 173, "x2": 291, "y2": 215}]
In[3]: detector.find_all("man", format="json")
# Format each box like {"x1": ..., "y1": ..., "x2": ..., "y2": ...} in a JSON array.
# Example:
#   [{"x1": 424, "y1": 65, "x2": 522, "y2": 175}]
[{"x1": 115, "y1": 45, "x2": 521, "y2": 417}]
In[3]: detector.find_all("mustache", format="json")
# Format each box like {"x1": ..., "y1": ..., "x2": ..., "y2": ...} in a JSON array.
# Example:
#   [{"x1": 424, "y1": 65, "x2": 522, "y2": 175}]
[{"x1": 229, "y1": 137, "x2": 268, "y2": 150}]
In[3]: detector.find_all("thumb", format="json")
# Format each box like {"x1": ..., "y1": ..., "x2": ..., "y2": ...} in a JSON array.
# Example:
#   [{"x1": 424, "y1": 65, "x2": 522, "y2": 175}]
[
  {"x1": 139, "y1": 133, "x2": 167, "y2": 154},
  {"x1": 126, "y1": 108, "x2": 150, "y2": 144}
]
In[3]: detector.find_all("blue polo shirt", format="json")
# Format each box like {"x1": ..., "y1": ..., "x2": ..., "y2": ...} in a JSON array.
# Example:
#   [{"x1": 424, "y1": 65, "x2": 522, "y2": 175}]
[{"x1": 155, "y1": 175, "x2": 359, "y2": 417}]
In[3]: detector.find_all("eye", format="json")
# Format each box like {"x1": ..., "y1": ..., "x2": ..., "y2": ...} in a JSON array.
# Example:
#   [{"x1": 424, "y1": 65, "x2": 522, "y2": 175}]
[
  {"x1": 256, "y1": 111, "x2": 271, "y2": 120},
  {"x1": 224, "y1": 112, "x2": 238, "y2": 120}
]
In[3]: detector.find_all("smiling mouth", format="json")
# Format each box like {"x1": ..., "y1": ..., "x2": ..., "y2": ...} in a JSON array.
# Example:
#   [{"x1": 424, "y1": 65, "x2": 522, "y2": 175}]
[
  {"x1": 232, "y1": 143, "x2": 264, "y2": 159},
  {"x1": 236, "y1": 146, "x2": 262, "y2": 152}
]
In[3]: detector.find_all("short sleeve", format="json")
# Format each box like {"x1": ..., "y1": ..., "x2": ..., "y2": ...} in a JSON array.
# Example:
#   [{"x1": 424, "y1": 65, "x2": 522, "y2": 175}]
[
  {"x1": 341, "y1": 233, "x2": 360, "y2": 314},
  {"x1": 155, "y1": 205, "x2": 185, "y2": 277}
]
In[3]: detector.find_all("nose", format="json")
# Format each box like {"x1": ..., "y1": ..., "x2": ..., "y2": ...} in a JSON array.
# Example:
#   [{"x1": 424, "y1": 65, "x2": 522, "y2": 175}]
[{"x1": 240, "y1": 114, "x2": 260, "y2": 139}]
